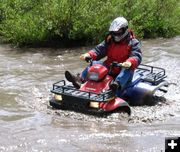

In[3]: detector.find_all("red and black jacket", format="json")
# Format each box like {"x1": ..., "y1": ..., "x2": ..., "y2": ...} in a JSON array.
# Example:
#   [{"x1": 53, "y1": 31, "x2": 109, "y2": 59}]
[{"x1": 88, "y1": 30, "x2": 142, "y2": 74}]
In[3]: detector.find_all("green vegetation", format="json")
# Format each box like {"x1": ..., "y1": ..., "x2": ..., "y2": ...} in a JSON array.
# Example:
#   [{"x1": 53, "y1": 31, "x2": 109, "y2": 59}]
[{"x1": 0, "y1": 0, "x2": 180, "y2": 46}]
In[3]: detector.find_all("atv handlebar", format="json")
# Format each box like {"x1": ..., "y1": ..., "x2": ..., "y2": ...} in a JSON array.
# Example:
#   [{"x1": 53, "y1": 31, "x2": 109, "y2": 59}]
[
  {"x1": 85, "y1": 56, "x2": 93, "y2": 63},
  {"x1": 109, "y1": 62, "x2": 122, "y2": 74},
  {"x1": 85, "y1": 58, "x2": 123, "y2": 72},
  {"x1": 110, "y1": 62, "x2": 123, "y2": 68}
]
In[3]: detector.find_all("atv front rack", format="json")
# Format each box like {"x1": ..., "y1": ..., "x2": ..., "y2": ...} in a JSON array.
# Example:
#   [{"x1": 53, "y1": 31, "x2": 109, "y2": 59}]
[
  {"x1": 136, "y1": 64, "x2": 167, "y2": 85},
  {"x1": 51, "y1": 80, "x2": 115, "y2": 102}
]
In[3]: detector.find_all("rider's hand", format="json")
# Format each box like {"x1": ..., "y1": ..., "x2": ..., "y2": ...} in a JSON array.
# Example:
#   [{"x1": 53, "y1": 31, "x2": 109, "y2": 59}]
[
  {"x1": 122, "y1": 61, "x2": 132, "y2": 69},
  {"x1": 80, "y1": 53, "x2": 91, "y2": 60}
]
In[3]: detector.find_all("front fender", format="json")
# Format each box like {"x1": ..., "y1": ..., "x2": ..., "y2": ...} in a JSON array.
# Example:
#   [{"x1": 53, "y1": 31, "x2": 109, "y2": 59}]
[{"x1": 100, "y1": 97, "x2": 131, "y2": 115}]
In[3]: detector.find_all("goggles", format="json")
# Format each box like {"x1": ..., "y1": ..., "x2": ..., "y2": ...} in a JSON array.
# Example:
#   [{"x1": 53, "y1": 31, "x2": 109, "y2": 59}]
[{"x1": 112, "y1": 31, "x2": 123, "y2": 36}]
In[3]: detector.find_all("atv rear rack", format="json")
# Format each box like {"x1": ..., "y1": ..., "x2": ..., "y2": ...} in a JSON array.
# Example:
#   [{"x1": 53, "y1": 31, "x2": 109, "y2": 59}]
[
  {"x1": 51, "y1": 80, "x2": 115, "y2": 102},
  {"x1": 136, "y1": 64, "x2": 167, "y2": 85}
]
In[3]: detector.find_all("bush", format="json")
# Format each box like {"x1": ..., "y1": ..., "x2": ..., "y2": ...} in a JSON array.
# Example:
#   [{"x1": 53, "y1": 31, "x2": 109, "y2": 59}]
[{"x1": 0, "y1": 0, "x2": 180, "y2": 46}]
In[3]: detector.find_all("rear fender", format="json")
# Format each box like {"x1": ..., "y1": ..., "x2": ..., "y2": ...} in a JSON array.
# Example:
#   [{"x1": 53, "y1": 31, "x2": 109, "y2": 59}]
[
  {"x1": 101, "y1": 97, "x2": 131, "y2": 115},
  {"x1": 151, "y1": 81, "x2": 169, "y2": 93},
  {"x1": 126, "y1": 81, "x2": 169, "y2": 106}
]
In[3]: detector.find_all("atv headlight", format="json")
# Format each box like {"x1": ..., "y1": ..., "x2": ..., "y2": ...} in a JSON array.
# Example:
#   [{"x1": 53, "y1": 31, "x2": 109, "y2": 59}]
[
  {"x1": 89, "y1": 102, "x2": 99, "y2": 108},
  {"x1": 54, "y1": 94, "x2": 62, "y2": 101},
  {"x1": 88, "y1": 72, "x2": 99, "y2": 81}
]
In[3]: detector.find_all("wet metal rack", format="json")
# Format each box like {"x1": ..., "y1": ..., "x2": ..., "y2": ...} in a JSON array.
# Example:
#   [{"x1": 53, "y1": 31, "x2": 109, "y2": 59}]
[
  {"x1": 136, "y1": 64, "x2": 167, "y2": 85},
  {"x1": 51, "y1": 80, "x2": 114, "y2": 102}
]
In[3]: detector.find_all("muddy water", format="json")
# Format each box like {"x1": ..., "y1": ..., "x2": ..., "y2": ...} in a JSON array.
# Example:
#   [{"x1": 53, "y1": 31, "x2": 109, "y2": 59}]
[{"x1": 0, "y1": 37, "x2": 180, "y2": 152}]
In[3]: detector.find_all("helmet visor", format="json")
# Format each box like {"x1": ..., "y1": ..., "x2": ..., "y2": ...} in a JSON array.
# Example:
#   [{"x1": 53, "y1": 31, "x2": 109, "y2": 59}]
[
  {"x1": 111, "y1": 29, "x2": 124, "y2": 36},
  {"x1": 111, "y1": 28, "x2": 128, "y2": 42}
]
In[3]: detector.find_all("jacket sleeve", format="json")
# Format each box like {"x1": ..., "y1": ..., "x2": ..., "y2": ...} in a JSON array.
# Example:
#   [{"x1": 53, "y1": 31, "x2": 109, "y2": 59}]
[
  {"x1": 126, "y1": 38, "x2": 142, "y2": 70},
  {"x1": 87, "y1": 41, "x2": 108, "y2": 60}
]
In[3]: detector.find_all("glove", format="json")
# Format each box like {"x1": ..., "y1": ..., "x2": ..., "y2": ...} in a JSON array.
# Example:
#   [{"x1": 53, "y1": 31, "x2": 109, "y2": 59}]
[
  {"x1": 80, "y1": 53, "x2": 91, "y2": 61},
  {"x1": 122, "y1": 61, "x2": 132, "y2": 69}
]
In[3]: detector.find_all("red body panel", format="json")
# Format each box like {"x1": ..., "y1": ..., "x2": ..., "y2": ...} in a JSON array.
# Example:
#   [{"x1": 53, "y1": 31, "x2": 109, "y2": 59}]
[
  {"x1": 79, "y1": 64, "x2": 130, "y2": 114},
  {"x1": 88, "y1": 64, "x2": 108, "y2": 81},
  {"x1": 80, "y1": 75, "x2": 113, "y2": 93},
  {"x1": 99, "y1": 97, "x2": 127, "y2": 111}
]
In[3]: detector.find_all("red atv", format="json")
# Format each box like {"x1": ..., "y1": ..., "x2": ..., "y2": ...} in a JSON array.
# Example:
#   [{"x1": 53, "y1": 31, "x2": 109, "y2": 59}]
[
  {"x1": 49, "y1": 60, "x2": 168, "y2": 116},
  {"x1": 50, "y1": 61, "x2": 131, "y2": 116}
]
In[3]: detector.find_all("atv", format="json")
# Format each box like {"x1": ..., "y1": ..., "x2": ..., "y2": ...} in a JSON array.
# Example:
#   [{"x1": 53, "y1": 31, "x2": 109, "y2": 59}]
[{"x1": 49, "y1": 60, "x2": 168, "y2": 116}]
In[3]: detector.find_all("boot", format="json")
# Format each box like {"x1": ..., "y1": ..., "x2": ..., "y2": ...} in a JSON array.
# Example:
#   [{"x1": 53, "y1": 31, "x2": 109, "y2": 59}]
[
  {"x1": 109, "y1": 81, "x2": 121, "y2": 92},
  {"x1": 65, "y1": 71, "x2": 82, "y2": 89}
]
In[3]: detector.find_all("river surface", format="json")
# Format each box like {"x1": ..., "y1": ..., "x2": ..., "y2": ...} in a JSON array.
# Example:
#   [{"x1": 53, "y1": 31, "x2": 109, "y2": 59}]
[{"x1": 0, "y1": 37, "x2": 180, "y2": 152}]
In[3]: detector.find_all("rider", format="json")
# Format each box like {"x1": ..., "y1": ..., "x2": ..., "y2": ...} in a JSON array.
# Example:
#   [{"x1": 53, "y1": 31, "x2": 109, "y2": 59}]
[{"x1": 65, "y1": 17, "x2": 142, "y2": 91}]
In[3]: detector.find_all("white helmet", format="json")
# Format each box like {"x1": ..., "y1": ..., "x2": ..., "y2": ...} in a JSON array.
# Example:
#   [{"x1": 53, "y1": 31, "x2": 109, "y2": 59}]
[{"x1": 109, "y1": 17, "x2": 129, "y2": 42}]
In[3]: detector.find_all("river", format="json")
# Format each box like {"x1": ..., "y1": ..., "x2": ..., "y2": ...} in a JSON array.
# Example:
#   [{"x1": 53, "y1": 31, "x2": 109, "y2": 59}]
[{"x1": 0, "y1": 37, "x2": 180, "y2": 152}]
